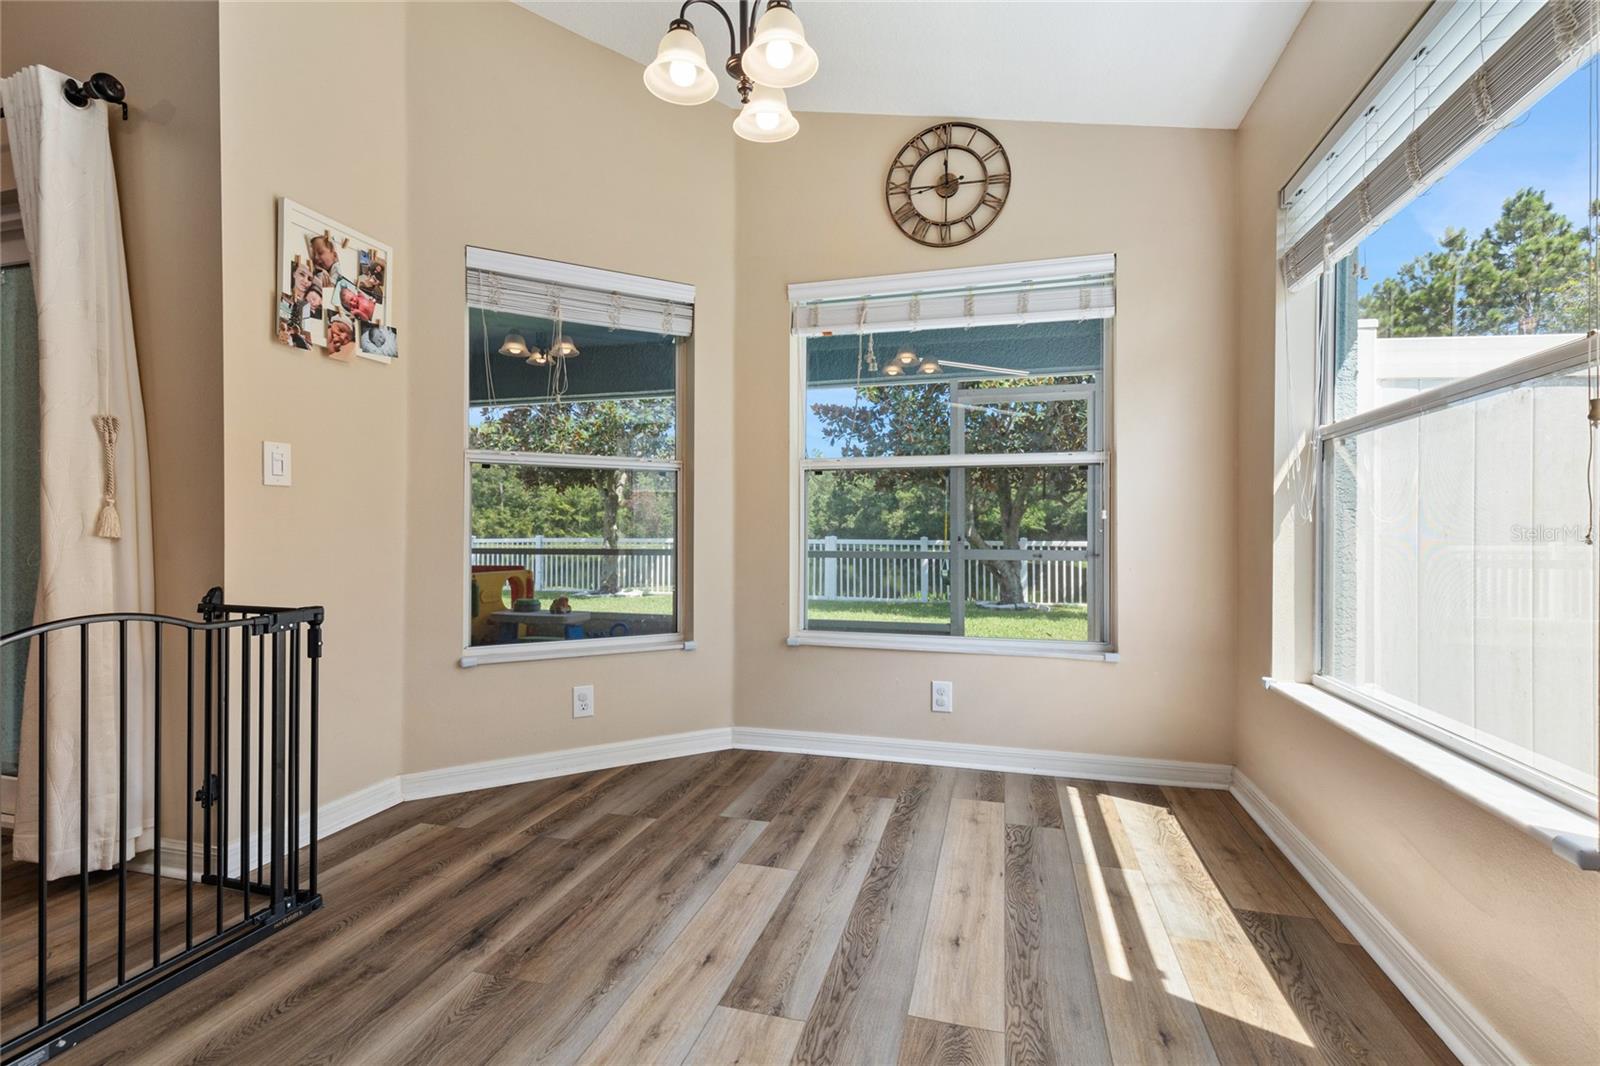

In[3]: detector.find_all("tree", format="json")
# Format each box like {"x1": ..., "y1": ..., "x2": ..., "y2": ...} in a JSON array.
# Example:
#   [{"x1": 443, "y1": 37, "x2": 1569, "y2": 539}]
[
  {"x1": 471, "y1": 398, "x2": 674, "y2": 592},
  {"x1": 1460, "y1": 188, "x2": 1589, "y2": 335},
  {"x1": 1360, "y1": 227, "x2": 1467, "y2": 337},
  {"x1": 809, "y1": 378, "x2": 1089, "y2": 605},
  {"x1": 1360, "y1": 189, "x2": 1591, "y2": 336}
]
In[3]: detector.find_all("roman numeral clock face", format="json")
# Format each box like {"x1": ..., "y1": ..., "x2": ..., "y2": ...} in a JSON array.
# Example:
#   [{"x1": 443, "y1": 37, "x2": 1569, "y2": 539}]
[{"x1": 885, "y1": 122, "x2": 1011, "y2": 247}]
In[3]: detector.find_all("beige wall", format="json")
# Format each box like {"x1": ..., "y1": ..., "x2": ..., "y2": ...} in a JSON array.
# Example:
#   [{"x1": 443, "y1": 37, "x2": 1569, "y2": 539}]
[
  {"x1": 2, "y1": 0, "x2": 224, "y2": 826},
  {"x1": 1233, "y1": 4, "x2": 1599, "y2": 1063},
  {"x1": 399, "y1": 1, "x2": 738, "y2": 771},
  {"x1": 218, "y1": 2, "x2": 738, "y2": 790},
  {"x1": 219, "y1": 2, "x2": 410, "y2": 801},
  {"x1": 733, "y1": 115, "x2": 1239, "y2": 762}
]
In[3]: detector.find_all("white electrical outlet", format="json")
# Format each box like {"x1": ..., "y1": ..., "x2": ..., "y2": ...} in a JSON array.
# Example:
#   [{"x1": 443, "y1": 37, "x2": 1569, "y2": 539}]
[
  {"x1": 572, "y1": 684, "x2": 595, "y2": 719},
  {"x1": 931, "y1": 680, "x2": 953, "y2": 713}
]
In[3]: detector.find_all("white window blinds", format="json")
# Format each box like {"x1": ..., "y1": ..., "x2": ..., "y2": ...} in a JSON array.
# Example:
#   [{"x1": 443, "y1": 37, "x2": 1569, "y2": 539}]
[
  {"x1": 788, "y1": 254, "x2": 1115, "y2": 337},
  {"x1": 1278, "y1": 0, "x2": 1597, "y2": 290},
  {"x1": 465, "y1": 246, "x2": 694, "y2": 337}
]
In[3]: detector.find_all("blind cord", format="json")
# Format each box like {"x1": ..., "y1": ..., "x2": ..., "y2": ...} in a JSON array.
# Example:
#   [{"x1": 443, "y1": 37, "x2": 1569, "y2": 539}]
[{"x1": 1587, "y1": 32, "x2": 1599, "y2": 546}]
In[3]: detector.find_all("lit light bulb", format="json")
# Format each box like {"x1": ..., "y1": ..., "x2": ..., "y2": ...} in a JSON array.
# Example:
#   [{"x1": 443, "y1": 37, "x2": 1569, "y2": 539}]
[
  {"x1": 756, "y1": 109, "x2": 780, "y2": 131},
  {"x1": 919, "y1": 360, "x2": 940, "y2": 374},
  {"x1": 884, "y1": 363, "x2": 903, "y2": 376},
  {"x1": 526, "y1": 349, "x2": 548, "y2": 366},
  {"x1": 765, "y1": 38, "x2": 795, "y2": 70},
  {"x1": 896, "y1": 348, "x2": 918, "y2": 366},
  {"x1": 668, "y1": 59, "x2": 697, "y2": 88}
]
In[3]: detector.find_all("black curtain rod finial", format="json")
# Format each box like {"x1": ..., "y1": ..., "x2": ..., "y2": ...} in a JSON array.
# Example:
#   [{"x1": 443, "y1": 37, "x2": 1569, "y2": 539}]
[
  {"x1": 65, "y1": 72, "x2": 129, "y2": 120},
  {"x1": 0, "y1": 71, "x2": 129, "y2": 121}
]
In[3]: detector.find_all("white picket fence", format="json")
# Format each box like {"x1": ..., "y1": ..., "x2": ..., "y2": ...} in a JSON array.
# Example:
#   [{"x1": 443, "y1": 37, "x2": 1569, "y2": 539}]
[
  {"x1": 808, "y1": 537, "x2": 1091, "y2": 605},
  {"x1": 472, "y1": 534, "x2": 1091, "y2": 604},
  {"x1": 472, "y1": 536, "x2": 675, "y2": 593}
]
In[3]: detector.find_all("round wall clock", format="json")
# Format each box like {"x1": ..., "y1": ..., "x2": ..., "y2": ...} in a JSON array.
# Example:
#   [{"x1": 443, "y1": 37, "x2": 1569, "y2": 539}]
[{"x1": 885, "y1": 122, "x2": 1011, "y2": 247}]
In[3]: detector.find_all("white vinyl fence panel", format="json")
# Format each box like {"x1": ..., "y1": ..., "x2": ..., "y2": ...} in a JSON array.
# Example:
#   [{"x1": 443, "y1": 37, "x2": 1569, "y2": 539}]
[
  {"x1": 803, "y1": 537, "x2": 1091, "y2": 605},
  {"x1": 471, "y1": 535, "x2": 1092, "y2": 605},
  {"x1": 472, "y1": 537, "x2": 675, "y2": 593}
]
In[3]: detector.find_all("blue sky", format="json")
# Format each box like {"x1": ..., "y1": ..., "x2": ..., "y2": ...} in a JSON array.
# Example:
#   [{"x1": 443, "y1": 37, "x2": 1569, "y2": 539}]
[{"x1": 1358, "y1": 63, "x2": 1591, "y2": 297}]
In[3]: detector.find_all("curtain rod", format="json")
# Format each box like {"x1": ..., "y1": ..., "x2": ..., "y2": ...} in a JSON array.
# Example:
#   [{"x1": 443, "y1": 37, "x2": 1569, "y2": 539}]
[{"x1": 0, "y1": 72, "x2": 128, "y2": 121}]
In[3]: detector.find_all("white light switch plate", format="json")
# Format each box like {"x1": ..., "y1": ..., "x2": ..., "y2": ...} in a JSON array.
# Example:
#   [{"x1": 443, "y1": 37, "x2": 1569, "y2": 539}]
[
  {"x1": 931, "y1": 680, "x2": 953, "y2": 713},
  {"x1": 262, "y1": 441, "x2": 292, "y2": 486}
]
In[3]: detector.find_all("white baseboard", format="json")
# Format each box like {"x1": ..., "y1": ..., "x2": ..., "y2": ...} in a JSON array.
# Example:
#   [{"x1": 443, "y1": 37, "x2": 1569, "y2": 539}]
[
  {"x1": 730, "y1": 726, "x2": 1234, "y2": 788},
  {"x1": 125, "y1": 724, "x2": 1223, "y2": 877},
  {"x1": 131, "y1": 775, "x2": 404, "y2": 881},
  {"x1": 398, "y1": 726, "x2": 735, "y2": 801},
  {"x1": 1231, "y1": 771, "x2": 1518, "y2": 1066}
]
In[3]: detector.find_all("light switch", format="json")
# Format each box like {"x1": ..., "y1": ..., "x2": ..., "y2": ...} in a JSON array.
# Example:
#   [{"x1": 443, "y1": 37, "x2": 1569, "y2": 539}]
[{"x1": 263, "y1": 441, "x2": 292, "y2": 486}]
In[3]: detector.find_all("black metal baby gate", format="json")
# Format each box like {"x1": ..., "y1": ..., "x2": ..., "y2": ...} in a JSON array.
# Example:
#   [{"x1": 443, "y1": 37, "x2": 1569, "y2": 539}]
[{"x1": 0, "y1": 589, "x2": 323, "y2": 1064}]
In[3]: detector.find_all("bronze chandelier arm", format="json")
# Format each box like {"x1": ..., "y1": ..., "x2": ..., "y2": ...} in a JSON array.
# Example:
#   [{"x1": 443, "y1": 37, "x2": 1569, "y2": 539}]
[{"x1": 677, "y1": 0, "x2": 751, "y2": 60}]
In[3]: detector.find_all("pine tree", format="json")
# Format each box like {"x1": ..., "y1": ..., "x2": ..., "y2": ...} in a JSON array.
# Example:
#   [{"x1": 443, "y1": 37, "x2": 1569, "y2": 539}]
[
  {"x1": 1359, "y1": 189, "x2": 1591, "y2": 336},
  {"x1": 1360, "y1": 228, "x2": 1468, "y2": 337},
  {"x1": 1460, "y1": 188, "x2": 1589, "y2": 335}
]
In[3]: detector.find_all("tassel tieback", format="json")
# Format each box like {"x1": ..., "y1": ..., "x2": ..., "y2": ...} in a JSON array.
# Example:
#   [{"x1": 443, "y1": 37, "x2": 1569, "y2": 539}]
[{"x1": 93, "y1": 414, "x2": 122, "y2": 540}]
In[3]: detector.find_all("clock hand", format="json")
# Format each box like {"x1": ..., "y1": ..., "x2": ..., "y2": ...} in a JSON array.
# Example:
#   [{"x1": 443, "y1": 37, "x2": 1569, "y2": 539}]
[
  {"x1": 908, "y1": 175, "x2": 973, "y2": 193},
  {"x1": 908, "y1": 175, "x2": 980, "y2": 193}
]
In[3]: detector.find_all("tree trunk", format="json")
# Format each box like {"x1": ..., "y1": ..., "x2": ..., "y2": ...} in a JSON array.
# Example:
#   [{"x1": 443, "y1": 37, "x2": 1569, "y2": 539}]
[
  {"x1": 970, "y1": 471, "x2": 1030, "y2": 606},
  {"x1": 599, "y1": 471, "x2": 626, "y2": 593}
]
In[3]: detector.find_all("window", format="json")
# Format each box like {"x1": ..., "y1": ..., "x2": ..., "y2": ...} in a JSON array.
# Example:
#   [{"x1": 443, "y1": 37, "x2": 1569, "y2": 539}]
[
  {"x1": 1291, "y1": 7, "x2": 1600, "y2": 808},
  {"x1": 464, "y1": 249, "x2": 692, "y2": 660},
  {"x1": 790, "y1": 257, "x2": 1114, "y2": 654}
]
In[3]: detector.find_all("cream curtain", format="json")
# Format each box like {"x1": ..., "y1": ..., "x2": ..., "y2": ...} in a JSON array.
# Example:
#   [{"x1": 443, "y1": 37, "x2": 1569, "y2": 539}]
[{"x1": 2, "y1": 66, "x2": 154, "y2": 878}]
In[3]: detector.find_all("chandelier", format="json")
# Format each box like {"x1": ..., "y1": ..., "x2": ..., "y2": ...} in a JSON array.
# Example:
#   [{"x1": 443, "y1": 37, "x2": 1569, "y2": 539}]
[{"x1": 643, "y1": 1, "x2": 818, "y2": 143}]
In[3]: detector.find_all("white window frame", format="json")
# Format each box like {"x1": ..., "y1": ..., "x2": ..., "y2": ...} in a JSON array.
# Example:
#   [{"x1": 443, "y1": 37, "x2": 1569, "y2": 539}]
[
  {"x1": 1310, "y1": 282, "x2": 1598, "y2": 812},
  {"x1": 786, "y1": 258, "x2": 1117, "y2": 661},
  {"x1": 460, "y1": 251, "x2": 694, "y2": 667}
]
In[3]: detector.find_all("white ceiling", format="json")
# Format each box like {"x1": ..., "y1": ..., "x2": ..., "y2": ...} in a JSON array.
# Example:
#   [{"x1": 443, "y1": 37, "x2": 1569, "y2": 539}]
[{"x1": 516, "y1": 1, "x2": 1308, "y2": 130}]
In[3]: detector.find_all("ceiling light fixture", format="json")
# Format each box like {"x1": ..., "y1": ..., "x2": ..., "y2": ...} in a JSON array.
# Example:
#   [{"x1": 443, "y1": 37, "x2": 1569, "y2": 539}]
[
  {"x1": 498, "y1": 332, "x2": 528, "y2": 357},
  {"x1": 644, "y1": 1, "x2": 816, "y2": 143}
]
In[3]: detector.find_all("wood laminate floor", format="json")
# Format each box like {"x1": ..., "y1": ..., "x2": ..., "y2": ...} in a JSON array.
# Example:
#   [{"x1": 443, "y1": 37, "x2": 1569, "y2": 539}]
[
  {"x1": 7, "y1": 751, "x2": 1454, "y2": 1065},
  {"x1": 1, "y1": 833, "x2": 247, "y2": 1044}
]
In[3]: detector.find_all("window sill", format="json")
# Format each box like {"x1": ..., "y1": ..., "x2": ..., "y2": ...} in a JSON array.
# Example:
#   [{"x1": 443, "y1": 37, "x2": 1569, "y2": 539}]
[
  {"x1": 787, "y1": 631, "x2": 1117, "y2": 661},
  {"x1": 1262, "y1": 678, "x2": 1598, "y2": 871},
  {"x1": 461, "y1": 635, "x2": 691, "y2": 667}
]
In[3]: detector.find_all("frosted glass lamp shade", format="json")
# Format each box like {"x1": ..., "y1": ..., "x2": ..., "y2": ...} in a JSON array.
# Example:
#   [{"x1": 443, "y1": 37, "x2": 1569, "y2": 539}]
[
  {"x1": 644, "y1": 24, "x2": 718, "y2": 105},
  {"x1": 498, "y1": 332, "x2": 527, "y2": 357},
  {"x1": 743, "y1": 3, "x2": 818, "y2": 88},
  {"x1": 733, "y1": 85, "x2": 799, "y2": 143}
]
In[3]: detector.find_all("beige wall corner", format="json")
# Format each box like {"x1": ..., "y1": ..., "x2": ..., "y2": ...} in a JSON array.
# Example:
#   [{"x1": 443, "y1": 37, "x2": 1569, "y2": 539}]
[
  {"x1": 1233, "y1": 3, "x2": 1599, "y2": 1063},
  {"x1": 219, "y1": 2, "x2": 411, "y2": 801},
  {"x1": 398, "y1": 2, "x2": 739, "y2": 773},
  {"x1": 734, "y1": 114, "x2": 1239, "y2": 764}
]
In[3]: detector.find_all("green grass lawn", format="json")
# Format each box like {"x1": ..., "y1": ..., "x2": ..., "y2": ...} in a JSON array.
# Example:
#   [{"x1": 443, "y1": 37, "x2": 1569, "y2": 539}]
[
  {"x1": 529, "y1": 592, "x2": 1087, "y2": 641},
  {"x1": 537, "y1": 592, "x2": 675, "y2": 615}
]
